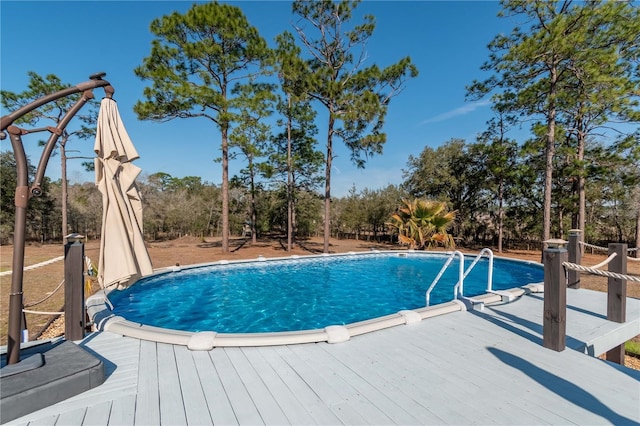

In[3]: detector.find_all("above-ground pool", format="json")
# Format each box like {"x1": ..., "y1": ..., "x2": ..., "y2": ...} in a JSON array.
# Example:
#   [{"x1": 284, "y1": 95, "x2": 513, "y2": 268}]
[{"x1": 88, "y1": 251, "x2": 543, "y2": 348}]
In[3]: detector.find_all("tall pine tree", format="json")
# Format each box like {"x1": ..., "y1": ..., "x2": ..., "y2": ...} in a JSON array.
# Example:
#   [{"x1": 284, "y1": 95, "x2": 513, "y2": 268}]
[
  {"x1": 292, "y1": 0, "x2": 418, "y2": 252},
  {"x1": 134, "y1": 2, "x2": 271, "y2": 252}
]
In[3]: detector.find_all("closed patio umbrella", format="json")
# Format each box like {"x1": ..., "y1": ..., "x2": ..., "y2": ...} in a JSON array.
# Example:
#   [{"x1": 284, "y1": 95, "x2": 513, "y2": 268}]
[{"x1": 94, "y1": 97, "x2": 152, "y2": 289}]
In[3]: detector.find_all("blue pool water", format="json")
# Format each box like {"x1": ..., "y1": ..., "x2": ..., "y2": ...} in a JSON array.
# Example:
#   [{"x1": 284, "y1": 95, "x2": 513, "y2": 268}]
[{"x1": 109, "y1": 252, "x2": 543, "y2": 333}]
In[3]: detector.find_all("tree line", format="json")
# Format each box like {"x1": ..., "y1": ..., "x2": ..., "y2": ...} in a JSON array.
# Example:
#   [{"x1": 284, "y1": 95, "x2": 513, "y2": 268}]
[
  {"x1": 1, "y1": 0, "x2": 638, "y2": 253},
  {"x1": 1, "y1": 131, "x2": 637, "y2": 253}
]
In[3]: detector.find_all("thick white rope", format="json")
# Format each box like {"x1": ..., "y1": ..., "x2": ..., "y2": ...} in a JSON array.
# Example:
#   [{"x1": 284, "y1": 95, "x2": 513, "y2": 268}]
[
  {"x1": 579, "y1": 241, "x2": 609, "y2": 252},
  {"x1": 578, "y1": 241, "x2": 640, "y2": 260},
  {"x1": 0, "y1": 255, "x2": 65, "y2": 277},
  {"x1": 5, "y1": 256, "x2": 95, "y2": 309},
  {"x1": 589, "y1": 253, "x2": 617, "y2": 269},
  {"x1": 24, "y1": 279, "x2": 65, "y2": 308},
  {"x1": 22, "y1": 309, "x2": 64, "y2": 315},
  {"x1": 563, "y1": 261, "x2": 640, "y2": 283}
]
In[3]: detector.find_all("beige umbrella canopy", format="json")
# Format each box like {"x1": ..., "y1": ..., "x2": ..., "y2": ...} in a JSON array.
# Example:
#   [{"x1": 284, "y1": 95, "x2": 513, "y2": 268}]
[{"x1": 94, "y1": 97, "x2": 153, "y2": 289}]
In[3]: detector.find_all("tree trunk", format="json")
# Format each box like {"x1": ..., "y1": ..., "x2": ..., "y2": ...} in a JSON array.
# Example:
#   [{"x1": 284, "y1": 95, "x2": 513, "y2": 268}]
[
  {"x1": 543, "y1": 67, "x2": 558, "y2": 248},
  {"x1": 577, "y1": 136, "x2": 586, "y2": 236},
  {"x1": 221, "y1": 125, "x2": 230, "y2": 252},
  {"x1": 292, "y1": 196, "x2": 297, "y2": 243},
  {"x1": 60, "y1": 141, "x2": 69, "y2": 242},
  {"x1": 576, "y1": 177, "x2": 585, "y2": 238},
  {"x1": 323, "y1": 114, "x2": 335, "y2": 253},
  {"x1": 558, "y1": 207, "x2": 564, "y2": 239},
  {"x1": 287, "y1": 94, "x2": 293, "y2": 252},
  {"x1": 249, "y1": 161, "x2": 258, "y2": 245},
  {"x1": 543, "y1": 124, "x2": 555, "y2": 243},
  {"x1": 206, "y1": 202, "x2": 216, "y2": 239},
  {"x1": 497, "y1": 180, "x2": 504, "y2": 253},
  {"x1": 635, "y1": 191, "x2": 640, "y2": 258}
]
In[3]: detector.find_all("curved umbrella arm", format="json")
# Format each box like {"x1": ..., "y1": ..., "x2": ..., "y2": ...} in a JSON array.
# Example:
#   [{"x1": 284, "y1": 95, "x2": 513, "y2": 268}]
[
  {"x1": 0, "y1": 73, "x2": 113, "y2": 137},
  {"x1": 2, "y1": 73, "x2": 114, "y2": 365},
  {"x1": 32, "y1": 90, "x2": 96, "y2": 195}
]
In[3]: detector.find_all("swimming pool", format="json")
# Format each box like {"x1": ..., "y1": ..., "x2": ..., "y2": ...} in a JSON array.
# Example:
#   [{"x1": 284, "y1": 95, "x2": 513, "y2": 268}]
[{"x1": 87, "y1": 250, "x2": 544, "y2": 349}]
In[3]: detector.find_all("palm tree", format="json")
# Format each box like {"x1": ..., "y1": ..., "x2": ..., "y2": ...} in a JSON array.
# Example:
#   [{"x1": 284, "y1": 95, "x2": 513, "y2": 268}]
[{"x1": 388, "y1": 199, "x2": 456, "y2": 249}]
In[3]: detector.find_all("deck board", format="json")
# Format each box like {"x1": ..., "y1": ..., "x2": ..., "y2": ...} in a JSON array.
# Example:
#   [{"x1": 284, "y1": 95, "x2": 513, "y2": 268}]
[
  {"x1": 241, "y1": 347, "x2": 316, "y2": 425},
  {"x1": 396, "y1": 317, "x2": 576, "y2": 424},
  {"x1": 256, "y1": 346, "x2": 343, "y2": 425},
  {"x1": 107, "y1": 394, "x2": 136, "y2": 426},
  {"x1": 288, "y1": 343, "x2": 396, "y2": 425},
  {"x1": 346, "y1": 321, "x2": 528, "y2": 424},
  {"x1": 83, "y1": 399, "x2": 112, "y2": 425},
  {"x1": 23, "y1": 415, "x2": 57, "y2": 426},
  {"x1": 228, "y1": 347, "x2": 291, "y2": 425},
  {"x1": 319, "y1": 340, "x2": 446, "y2": 424},
  {"x1": 405, "y1": 308, "x2": 635, "y2": 424},
  {"x1": 313, "y1": 342, "x2": 429, "y2": 425},
  {"x1": 6, "y1": 289, "x2": 640, "y2": 425},
  {"x1": 134, "y1": 340, "x2": 159, "y2": 425},
  {"x1": 210, "y1": 348, "x2": 264, "y2": 425},
  {"x1": 51, "y1": 408, "x2": 86, "y2": 426},
  {"x1": 191, "y1": 351, "x2": 238, "y2": 425},
  {"x1": 173, "y1": 345, "x2": 212, "y2": 425},
  {"x1": 157, "y1": 343, "x2": 188, "y2": 425},
  {"x1": 279, "y1": 344, "x2": 371, "y2": 425}
]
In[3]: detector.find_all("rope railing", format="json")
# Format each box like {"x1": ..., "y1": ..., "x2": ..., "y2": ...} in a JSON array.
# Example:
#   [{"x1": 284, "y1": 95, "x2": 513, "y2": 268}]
[
  {"x1": 12, "y1": 255, "x2": 97, "y2": 320},
  {"x1": 562, "y1": 261, "x2": 640, "y2": 283},
  {"x1": 24, "y1": 279, "x2": 65, "y2": 308},
  {"x1": 578, "y1": 241, "x2": 640, "y2": 260},
  {"x1": 0, "y1": 255, "x2": 65, "y2": 276},
  {"x1": 22, "y1": 309, "x2": 64, "y2": 315},
  {"x1": 1, "y1": 258, "x2": 67, "y2": 319},
  {"x1": 547, "y1": 236, "x2": 633, "y2": 359},
  {"x1": 588, "y1": 253, "x2": 617, "y2": 269},
  {"x1": 579, "y1": 241, "x2": 609, "y2": 252},
  {"x1": 5, "y1": 255, "x2": 95, "y2": 305},
  {"x1": 21, "y1": 279, "x2": 65, "y2": 318}
]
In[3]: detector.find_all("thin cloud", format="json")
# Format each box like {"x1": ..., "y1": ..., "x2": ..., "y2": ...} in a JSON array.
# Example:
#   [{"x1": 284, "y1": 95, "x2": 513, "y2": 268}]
[{"x1": 420, "y1": 99, "x2": 492, "y2": 125}]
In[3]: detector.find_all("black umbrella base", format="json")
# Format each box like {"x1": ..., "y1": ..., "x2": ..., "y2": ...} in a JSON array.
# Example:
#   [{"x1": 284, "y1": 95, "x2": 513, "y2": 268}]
[{"x1": 0, "y1": 339, "x2": 105, "y2": 423}]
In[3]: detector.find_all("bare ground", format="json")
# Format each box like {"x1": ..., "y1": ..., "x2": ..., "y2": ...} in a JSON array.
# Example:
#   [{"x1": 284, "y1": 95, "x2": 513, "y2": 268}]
[{"x1": 1, "y1": 236, "x2": 638, "y2": 369}]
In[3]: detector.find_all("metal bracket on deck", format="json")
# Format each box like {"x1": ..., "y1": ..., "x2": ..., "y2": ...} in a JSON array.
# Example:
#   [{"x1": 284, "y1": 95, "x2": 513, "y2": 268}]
[{"x1": 459, "y1": 296, "x2": 485, "y2": 312}]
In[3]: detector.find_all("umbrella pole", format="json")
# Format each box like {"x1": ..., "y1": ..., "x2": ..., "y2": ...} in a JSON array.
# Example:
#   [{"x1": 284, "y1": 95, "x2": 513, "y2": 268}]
[
  {"x1": 0, "y1": 73, "x2": 113, "y2": 365},
  {"x1": 5, "y1": 129, "x2": 29, "y2": 365}
]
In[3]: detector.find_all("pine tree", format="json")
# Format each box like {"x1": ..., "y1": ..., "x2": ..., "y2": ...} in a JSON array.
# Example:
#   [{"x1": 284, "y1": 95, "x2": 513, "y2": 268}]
[
  {"x1": 134, "y1": 2, "x2": 271, "y2": 252},
  {"x1": 292, "y1": 0, "x2": 418, "y2": 252}
]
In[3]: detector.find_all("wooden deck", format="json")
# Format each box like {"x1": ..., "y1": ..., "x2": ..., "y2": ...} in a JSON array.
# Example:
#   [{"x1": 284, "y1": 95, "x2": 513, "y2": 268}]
[{"x1": 7, "y1": 288, "x2": 640, "y2": 425}]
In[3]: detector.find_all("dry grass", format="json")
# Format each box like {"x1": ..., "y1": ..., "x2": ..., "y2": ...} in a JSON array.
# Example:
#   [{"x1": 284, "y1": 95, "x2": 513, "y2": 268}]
[{"x1": 1, "y1": 236, "x2": 638, "y2": 367}]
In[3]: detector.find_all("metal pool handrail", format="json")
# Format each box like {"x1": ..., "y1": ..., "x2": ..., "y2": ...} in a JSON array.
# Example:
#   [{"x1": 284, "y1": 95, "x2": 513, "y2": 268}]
[
  {"x1": 425, "y1": 250, "x2": 465, "y2": 306},
  {"x1": 426, "y1": 248, "x2": 495, "y2": 307},
  {"x1": 453, "y1": 248, "x2": 494, "y2": 297}
]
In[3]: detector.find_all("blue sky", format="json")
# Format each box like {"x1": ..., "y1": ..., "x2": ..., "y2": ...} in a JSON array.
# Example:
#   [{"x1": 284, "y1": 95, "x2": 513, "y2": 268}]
[{"x1": 1, "y1": 1, "x2": 523, "y2": 197}]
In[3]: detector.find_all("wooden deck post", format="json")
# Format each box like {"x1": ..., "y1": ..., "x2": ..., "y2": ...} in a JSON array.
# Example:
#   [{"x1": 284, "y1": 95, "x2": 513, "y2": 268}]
[
  {"x1": 567, "y1": 230, "x2": 581, "y2": 289},
  {"x1": 606, "y1": 243, "x2": 627, "y2": 364},
  {"x1": 64, "y1": 233, "x2": 85, "y2": 341},
  {"x1": 543, "y1": 239, "x2": 568, "y2": 352}
]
